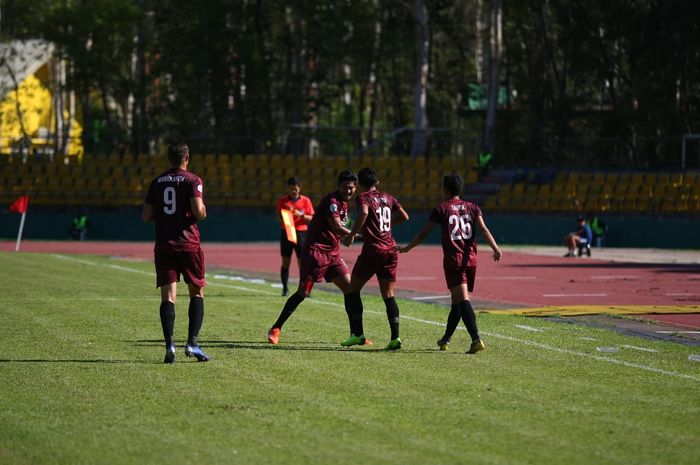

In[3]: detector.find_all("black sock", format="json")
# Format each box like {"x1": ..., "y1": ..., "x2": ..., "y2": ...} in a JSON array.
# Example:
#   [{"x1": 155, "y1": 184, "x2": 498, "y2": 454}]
[
  {"x1": 459, "y1": 300, "x2": 480, "y2": 343},
  {"x1": 384, "y1": 297, "x2": 400, "y2": 339},
  {"x1": 159, "y1": 301, "x2": 175, "y2": 348},
  {"x1": 187, "y1": 296, "x2": 204, "y2": 346},
  {"x1": 442, "y1": 304, "x2": 461, "y2": 343},
  {"x1": 344, "y1": 292, "x2": 364, "y2": 336},
  {"x1": 273, "y1": 291, "x2": 305, "y2": 329},
  {"x1": 281, "y1": 267, "x2": 289, "y2": 290}
]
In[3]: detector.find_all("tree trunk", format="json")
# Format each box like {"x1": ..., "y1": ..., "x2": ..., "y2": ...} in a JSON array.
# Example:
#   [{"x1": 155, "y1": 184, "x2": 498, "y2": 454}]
[
  {"x1": 483, "y1": 0, "x2": 501, "y2": 155},
  {"x1": 411, "y1": 0, "x2": 429, "y2": 158}
]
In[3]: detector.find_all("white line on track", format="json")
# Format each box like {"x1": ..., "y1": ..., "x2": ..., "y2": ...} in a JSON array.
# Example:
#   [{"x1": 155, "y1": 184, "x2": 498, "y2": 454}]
[
  {"x1": 666, "y1": 293, "x2": 698, "y2": 296},
  {"x1": 542, "y1": 293, "x2": 608, "y2": 297},
  {"x1": 480, "y1": 276, "x2": 536, "y2": 280},
  {"x1": 411, "y1": 295, "x2": 451, "y2": 300},
  {"x1": 49, "y1": 254, "x2": 700, "y2": 383},
  {"x1": 655, "y1": 331, "x2": 700, "y2": 334},
  {"x1": 590, "y1": 276, "x2": 639, "y2": 280}
]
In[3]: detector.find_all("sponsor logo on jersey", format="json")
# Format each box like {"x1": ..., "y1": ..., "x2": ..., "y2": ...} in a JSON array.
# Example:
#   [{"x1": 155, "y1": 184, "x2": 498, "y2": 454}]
[{"x1": 330, "y1": 203, "x2": 338, "y2": 213}]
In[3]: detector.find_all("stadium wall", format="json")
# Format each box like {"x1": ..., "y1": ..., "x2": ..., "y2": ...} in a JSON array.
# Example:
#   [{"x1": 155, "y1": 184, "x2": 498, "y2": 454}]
[{"x1": 0, "y1": 209, "x2": 698, "y2": 249}]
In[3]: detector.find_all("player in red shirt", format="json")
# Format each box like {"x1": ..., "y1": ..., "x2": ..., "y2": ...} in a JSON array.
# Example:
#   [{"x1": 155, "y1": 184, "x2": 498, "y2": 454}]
[
  {"x1": 397, "y1": 173, "x2": 502, "y2": 354},
  {"x1": 276, "y1": 176, "x2": 315, "y2": 296},
  {"x1": 267, "y1": 171, "x2": 370, "y2": 346},
  {"x1": 342, "y1": 167, "x2": 409, "y2": 349},
  {"x1": 142, "y1": 142, "x2": 210, "y2": 363}
]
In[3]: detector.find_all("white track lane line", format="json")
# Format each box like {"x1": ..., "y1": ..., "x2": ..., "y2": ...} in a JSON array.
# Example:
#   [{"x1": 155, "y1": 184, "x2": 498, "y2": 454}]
[
  {"x1": 49, "y1": 254, "x2": 700, "y2": 382},
  {"x1": 590, "y1": 276, "x2": 639, "y2": 280},
  {"x1": 543, "y1": 293, "x2": 608, "y2": 297}
]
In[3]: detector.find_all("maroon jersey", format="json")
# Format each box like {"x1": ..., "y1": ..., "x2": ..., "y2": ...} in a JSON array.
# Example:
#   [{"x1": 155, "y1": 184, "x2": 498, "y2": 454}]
[
  {"x1": 356, "y1": 190, "x2": 402, "y2": 253},
  {"x1": 303, "y1": 191, "x2": 349, "y2": 254},
  {"x1": 145, "y1": 168, "x2": 204, "y2": 252},
  {"x1": 429, "y1": 199, "x2": 482, "y2": 266}
]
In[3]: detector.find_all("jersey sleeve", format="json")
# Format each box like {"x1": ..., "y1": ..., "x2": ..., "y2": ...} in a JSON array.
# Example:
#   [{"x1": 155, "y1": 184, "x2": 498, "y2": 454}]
[
  {"x1": 305, "y1": 197, "x2": 315, "y2": 216},
  {"x1": 429, "y1": 205, "x2": 442, "y2": 224},
  {"x1": 356, "y1": 194, "x2": 369, "y2": 209},
  {"x1": 191, "y1": 176, "x2": 204, "y2": 199},
  {"x1": 328, "y1": 197, "x2": 342, "y2": 218},
  {"x1": 391, "y1": 195, "x2": 403, "y2": 212},
  {"x1": 473, "y1": 203, "x2": 483, "y2": 218}
]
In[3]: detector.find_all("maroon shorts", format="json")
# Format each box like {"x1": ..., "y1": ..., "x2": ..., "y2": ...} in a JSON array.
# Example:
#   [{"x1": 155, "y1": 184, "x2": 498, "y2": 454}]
[
  {"x1": 352, "y1": 249, "x2": 398, "y2": 282},
  {"x1": 443, "y1": 257, "x2": 476, "y2": 291},
  {"x1": 154, "y1": 248, "x2": 206, "y2": 288},
  {"x1": 299, "y1": 248, "x2": 349, "y2": 290}
]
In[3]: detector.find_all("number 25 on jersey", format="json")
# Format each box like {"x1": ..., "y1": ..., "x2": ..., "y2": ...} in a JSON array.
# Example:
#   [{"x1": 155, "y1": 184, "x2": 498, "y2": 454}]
[{"x1": 449, "y1": 214, "x2": 472, "y2": 241}]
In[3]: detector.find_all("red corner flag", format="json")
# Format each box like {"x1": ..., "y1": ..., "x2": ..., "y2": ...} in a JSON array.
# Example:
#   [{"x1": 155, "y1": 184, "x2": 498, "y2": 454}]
[{"x1": 9, "y1": 195, "x2": 29, "y2": 213}]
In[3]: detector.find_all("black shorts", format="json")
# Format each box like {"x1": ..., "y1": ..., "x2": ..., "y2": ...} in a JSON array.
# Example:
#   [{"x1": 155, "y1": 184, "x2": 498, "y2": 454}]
[{"x1": 280, "y1": 229, "x2": 306, "y2": 258}]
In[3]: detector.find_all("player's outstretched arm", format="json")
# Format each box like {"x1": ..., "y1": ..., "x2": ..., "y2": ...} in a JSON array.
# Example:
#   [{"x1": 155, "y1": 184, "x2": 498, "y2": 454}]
[
  {"x1": 397, "y1": 221, "x2": 436, "y2": 253},
  {"x1": 142, "y1": 203, "x2": 155, "y2": 223},
  {"x1": 342, "y1": 204, "x2": 369, "y2": 247},
  {"x1": 191, "y1": 197, "x2": 207, "y2": 221},
  {"x1": 329, "y1": 215, "x2": 352, "y2": 238},
  {"x1": 476, "y1": 215, "x2": 502, "y2": 262}
]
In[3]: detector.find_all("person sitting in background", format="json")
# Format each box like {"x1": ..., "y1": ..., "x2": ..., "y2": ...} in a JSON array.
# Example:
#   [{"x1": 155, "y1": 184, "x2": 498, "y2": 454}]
[
  {"x1": 563, "y1": 216, "x2": 592, "y2": 257},
  {"x1": 69, "y1": 211, "x2": 89, "y2": 241},
  {"x1": 588, "y1": 213, "x2": 608, "y2": 247}
]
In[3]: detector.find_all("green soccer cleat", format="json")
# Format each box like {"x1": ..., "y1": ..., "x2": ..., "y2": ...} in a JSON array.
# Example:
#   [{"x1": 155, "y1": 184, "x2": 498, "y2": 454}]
[
  {"x1": 466, "y1": 340, "x2": 485, "y2": 354},
  {"x1": 384, "y1": 338, "x2": 402, "y2": 350},
  {"x1": 437, "y1": 339, "x2": 449, "y2": 351},
  {"x1": 340, "y1": 334, "x2": 373, "y2": 347}
]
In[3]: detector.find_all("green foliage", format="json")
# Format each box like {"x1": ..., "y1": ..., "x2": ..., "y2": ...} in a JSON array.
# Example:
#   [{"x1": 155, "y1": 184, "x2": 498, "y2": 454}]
[
  {"x1": 1, "y1": 252, "x2": 699, "y2": 464},
  {"x1": 2, "y1": 0, "x2": 699, "y2": 163}
]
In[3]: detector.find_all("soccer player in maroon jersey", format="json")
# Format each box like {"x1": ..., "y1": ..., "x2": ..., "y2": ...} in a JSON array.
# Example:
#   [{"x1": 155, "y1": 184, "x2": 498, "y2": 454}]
[
  {"x1": 267, "y1": 171, "x2": 370, "y2": 346},
  {"x1": 276, "y1": 176, "x2": 315, "y2": 296},
  {"x1": 142, "y1": 142, "x2": 210, "y2": 363},
  {"x1": 341, "y1": 167, "x2": 409, "y2": 349},
  {"x1": 397, "y1": 173, "x2": 502, "y2": 354}
]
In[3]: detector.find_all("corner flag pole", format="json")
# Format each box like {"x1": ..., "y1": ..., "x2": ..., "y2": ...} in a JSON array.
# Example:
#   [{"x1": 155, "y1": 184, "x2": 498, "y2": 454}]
[{"x1": 15, "y1": 210, "x2": 27, "y2": 252}]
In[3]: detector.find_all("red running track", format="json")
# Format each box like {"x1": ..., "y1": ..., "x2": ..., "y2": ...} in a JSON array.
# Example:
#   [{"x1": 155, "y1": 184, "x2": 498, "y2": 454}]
[{"x1": 3, "y1": 240, "x2": 699, "y2": 310}]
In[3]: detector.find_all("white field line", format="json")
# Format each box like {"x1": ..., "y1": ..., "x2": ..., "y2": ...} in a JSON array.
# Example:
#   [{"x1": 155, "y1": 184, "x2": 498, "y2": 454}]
[
  {"x1": 412, "y1": 295, "x2": 452, "y2": 301},
  {"x1": 49, "y1": 254, "x2": 700, "y2": 382},
  {"x1": 514, "y1": 324, "x2": 543, "y2": 332},
  {"x1": 543, "y1": 293, "x2": 608, "y2": 297},
  {"x1": 622, "y1": 344, "x2": 659, "y2": 353}
]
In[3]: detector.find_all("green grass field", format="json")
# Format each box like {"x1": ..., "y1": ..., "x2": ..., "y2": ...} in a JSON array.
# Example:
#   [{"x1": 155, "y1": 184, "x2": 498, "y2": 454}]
[{"x1": 1, "y1": 252, "x2": 699, "y2": 465}]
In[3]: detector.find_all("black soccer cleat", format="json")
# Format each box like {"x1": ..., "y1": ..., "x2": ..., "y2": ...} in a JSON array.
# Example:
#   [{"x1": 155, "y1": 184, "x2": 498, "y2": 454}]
[
  {"x1": 185, "y1": 344, "x2": 210, "y2": 362},
  {"x1": 164, "y1": 345, "x2": 176, "y2": 364}
]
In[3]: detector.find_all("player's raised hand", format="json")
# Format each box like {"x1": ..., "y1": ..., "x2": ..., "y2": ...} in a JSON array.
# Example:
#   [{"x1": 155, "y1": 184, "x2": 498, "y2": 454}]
[
  {"x1": 395, "y1": 245, "x2": 409, "y2": 254},
  {"x1": 492, "y1": 248, "x2": 503, "y2": 262}
]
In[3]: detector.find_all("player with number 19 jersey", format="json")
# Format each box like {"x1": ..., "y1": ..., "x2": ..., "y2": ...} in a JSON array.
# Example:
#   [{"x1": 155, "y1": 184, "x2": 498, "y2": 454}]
[
  {"x1": 145, "y1": 169, "x2": 204, "y2": 252},
  {"x1": 352, "y1": 190, "x2": 402, "y2": 281},
  {"x1": 429, "y1": 199, "x2": 482, "y2": 289}
]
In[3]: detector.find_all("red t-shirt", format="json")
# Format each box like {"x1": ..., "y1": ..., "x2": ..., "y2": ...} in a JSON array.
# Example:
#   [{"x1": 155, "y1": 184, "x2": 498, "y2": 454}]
[
  {"x1": 276, "y1": 195, "x2": 315, "y2": 231},
  {"x1": 145, "y1": 168, "x2": 204, "y2": 252},
  {"x1": 429, "y1": 199, "x2": 482, "y2": 267},
  {"x1": 303, "y1": 191, "x2": 349, "y2": 254},
  {"x1": 356, "y1": 189, "x2": 402, "y2": 254}
]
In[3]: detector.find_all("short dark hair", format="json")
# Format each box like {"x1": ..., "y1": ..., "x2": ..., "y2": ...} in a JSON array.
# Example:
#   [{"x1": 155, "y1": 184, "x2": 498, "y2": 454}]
[
  {"x1": 443, "y1": 173, "x2": 463, "y2": 196},
  {"x1": 337, "y1": 170, "x2": 358, "y2": 185},
  {"x1": 288, "y1": 176, "x2": 301, "y2": 186},
  {"x1": 358, "y1": 167, "x2": 379, "y2": 188},
  {"x1": 167, "y1": 142, "x2": 189, "y2": 166}
]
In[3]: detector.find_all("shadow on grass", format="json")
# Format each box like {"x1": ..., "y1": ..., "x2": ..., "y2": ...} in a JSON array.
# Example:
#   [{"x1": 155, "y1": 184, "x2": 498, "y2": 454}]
[
  {"x1": 132, "y1": 339, "x2": 437, "y2": 354},
  {"x1": 0, "y1": 358, "x2": 155, "y2": 364}
]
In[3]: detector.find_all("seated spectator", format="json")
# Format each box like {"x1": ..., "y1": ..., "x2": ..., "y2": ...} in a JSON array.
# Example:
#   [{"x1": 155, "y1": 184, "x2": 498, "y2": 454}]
[
  {"x1": 588, "y1": 213, "x2": 608, "y2": 247},
  {"x1": 563, "y1": 216, "x2": 592, "y2": 257},
  {"x1": 69, "y1": 211, "x2": 89, "y2": 241}
]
